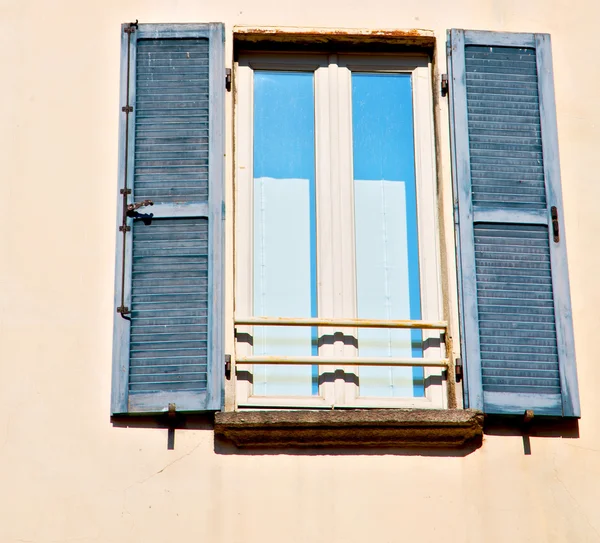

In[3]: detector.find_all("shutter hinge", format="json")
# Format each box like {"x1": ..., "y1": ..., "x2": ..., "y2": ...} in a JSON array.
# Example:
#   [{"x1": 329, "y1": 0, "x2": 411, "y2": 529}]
[
  {"x1": 168, "y1": 403, "x2": 177, "y2": 418},
  {"x1": 455, "y1": 357, "x2": 463, "y2": 382},
  {"x1": 441, "y1": 74, "x2": 449, "y2": 97},
  {"x1": 119, "y1": 225, "x2": 131, "y2": 232},
  {"x1": 117, "y1": 305, "x2": 130, "y2": 315},
  {"x1": 122, "y1": 105, "x2": 133, "y2": 113},
  {"x1": 124, "y1": 20, "x2": 139, "y2": 34},
  {"x1": 120, "y1": 188, "x2": 131, "y2": 195},
  {"x1": 225, "y1": 68, "x2": 232, "y2": 92},
  {"x1": 225, "y1": 354, "x2": 232, "y2": 379}
]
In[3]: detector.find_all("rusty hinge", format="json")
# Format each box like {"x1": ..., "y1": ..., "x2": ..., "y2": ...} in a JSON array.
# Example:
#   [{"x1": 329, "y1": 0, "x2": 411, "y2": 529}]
[
  {"x1": 117, "y1": 305, "x2": 130, "y2": 315},
  {"x1": 124, "y1": 20, "x2": 139, "y2": 34},
  {"x1": 122, "y1": 105, "x2": 133, "y2": 113},
  {"x1": 455, "y1": 357, "x2": 463, "y2": 382},
  {"x1": 119, "y1": 225, "x2": 131, "y2": 232},
  {"x1": 441, "y1": 74, "x2": 449, "y2": 97},
  {"x1": 225, "y1": 68, "x2": 232, "y2": 92},
  {"x1": 225, "y1": 354, "x2": 232, "y2": 379},
  {"x1": 120, "y1": 188, "x2": 131, "y2": 195}
]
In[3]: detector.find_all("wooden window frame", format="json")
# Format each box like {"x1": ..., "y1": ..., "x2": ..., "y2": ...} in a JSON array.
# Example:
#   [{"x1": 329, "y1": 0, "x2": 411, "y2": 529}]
[{"x1": 234, "y1": 52, "x2": 444, "y2": 409}]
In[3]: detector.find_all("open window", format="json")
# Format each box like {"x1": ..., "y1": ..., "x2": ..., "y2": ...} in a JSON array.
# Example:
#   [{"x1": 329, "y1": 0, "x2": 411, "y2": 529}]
[{"x1": 234, "y1": 52, "x2": 446, "y2": 409}]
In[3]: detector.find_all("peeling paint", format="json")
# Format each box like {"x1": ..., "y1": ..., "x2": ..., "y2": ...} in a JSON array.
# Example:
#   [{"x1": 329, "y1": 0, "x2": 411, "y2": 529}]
[{"x1": 233, "y1": 25, "x2": 436, "y2": 49}]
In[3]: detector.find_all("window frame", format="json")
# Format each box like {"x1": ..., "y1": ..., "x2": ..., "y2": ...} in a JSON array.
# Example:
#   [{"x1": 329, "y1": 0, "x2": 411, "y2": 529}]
[{"x1": 234, "y1": 51, "x2": 445, "y2": 409}]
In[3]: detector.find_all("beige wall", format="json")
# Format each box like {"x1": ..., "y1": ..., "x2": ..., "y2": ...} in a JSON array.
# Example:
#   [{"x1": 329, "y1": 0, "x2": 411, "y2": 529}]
[{"x1": 1, "y1": 1, "x2": 600, "y2": 541}]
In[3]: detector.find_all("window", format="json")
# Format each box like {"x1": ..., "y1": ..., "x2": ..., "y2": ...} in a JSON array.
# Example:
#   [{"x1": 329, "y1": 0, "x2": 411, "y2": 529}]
[
  {"x1": 234, "y1": 52, "x2": 445, "y2": 409},
  {"x1": 111, "y1": 23, "x2": 580, "y2": 422}
]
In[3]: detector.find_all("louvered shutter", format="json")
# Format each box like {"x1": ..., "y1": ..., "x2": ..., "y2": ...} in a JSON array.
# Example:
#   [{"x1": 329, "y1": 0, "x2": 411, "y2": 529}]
[
  {"x1": 112, "y1": 23, "x2": 225, "y2": 414},
  {"x1": 448, "y1": 30, "x2": 579, "y2": 416}
]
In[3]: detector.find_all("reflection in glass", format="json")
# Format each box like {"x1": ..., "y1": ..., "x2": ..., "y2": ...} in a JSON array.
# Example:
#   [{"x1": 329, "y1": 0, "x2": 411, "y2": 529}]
[
  {"x1": 352, "y1": 73, "x2": 424, "y2": 397},
  {"x1": 252, "y1": 71, "x2": 318, "y2": 396}
]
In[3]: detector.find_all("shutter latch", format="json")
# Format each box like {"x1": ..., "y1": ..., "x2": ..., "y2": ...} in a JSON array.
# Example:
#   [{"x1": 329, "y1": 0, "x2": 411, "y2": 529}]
[
  {"x1": 551, "y1": 206, "x2": 560, "y2": 242},
  {"x1": 126, "y1": 199, "x2": 154, "y2": 225}
]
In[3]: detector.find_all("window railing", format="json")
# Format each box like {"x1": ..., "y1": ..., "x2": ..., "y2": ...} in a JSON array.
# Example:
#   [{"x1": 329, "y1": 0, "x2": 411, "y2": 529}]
[{"x1": 234, "y1": 316, "x2": 458, "y2": 408}]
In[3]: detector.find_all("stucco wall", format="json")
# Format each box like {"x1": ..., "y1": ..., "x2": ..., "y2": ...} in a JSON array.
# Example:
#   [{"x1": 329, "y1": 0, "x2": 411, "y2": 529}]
[{"x1": 1, "y1": 1, "x2": 600, "y2": 541}]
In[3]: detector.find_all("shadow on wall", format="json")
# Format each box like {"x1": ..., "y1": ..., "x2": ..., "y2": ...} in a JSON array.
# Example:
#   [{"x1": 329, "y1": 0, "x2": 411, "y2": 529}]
[
  {"x1": 112, "y1": 413, "x2": 579, "y2": 457},
  {"x1": 484, "y1": 415, "x2": 579, "y2": 455}
]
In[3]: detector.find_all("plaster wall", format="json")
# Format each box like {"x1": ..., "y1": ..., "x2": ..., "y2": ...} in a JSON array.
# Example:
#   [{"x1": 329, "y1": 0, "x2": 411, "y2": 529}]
[{"x1": 0, "y1": 1, "x2": 599, "y2": 542}]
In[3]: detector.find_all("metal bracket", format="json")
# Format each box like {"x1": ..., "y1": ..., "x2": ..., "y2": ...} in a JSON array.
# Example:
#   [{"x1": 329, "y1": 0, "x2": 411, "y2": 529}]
[
  {"x1": 225, "y1": 354, "x2": 232, "y2": 379},
  {"x1": 122, "y1": 105, "x2": 133, "y2": 113},
  {"x1": 120, "y1": 188, "x2": 131, "y2": 195},
  {"x1": 441, "y1": 74, "x2": 449, "y2": 97},
  {"x1": 168, "y1": 403, "x2": 177, "y2": 418},
  {"x1": 119, "y1": 225, "x2": 131, "y2": 232},
  {"x1": 117, "y1": 305, "x2": 130, "y2": 315},
  {"x1": 225, "y1": 68, "x2": 232, "y2": 92}
]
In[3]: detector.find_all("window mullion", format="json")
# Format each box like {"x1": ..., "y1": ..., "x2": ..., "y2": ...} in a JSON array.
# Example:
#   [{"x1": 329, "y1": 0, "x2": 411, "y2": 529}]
[{"x1": 334, "y1": 61, "x2": 360, "y2": 405}]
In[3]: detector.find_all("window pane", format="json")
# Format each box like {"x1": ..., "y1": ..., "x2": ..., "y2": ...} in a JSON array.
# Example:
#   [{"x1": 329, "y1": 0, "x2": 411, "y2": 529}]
[
  {"x1": 252, "y1": 71, "x2": 318, "y2": 396},
  {"x1": 352, "y1": 73, "x2": 424, "y2": 397}
]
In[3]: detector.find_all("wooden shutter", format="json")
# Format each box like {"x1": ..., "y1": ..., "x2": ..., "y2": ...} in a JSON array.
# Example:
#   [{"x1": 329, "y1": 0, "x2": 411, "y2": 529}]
[
  {"x1": 448, "y1": 30, "x2": 579, "y2": 416},
  {"x1": 112, "y1": 23, "x2": 225, "y2": 414}
]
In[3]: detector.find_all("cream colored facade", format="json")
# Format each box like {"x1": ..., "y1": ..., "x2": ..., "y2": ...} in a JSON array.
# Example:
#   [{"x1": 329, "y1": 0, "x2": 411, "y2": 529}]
[{"x1": 1, "y1": 0, "x2": 599, "y2": 541}]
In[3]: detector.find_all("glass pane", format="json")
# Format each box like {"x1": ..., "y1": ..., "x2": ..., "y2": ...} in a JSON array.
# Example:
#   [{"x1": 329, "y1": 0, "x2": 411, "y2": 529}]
[
  {"x1": 252, "y1": 71, "x2": 318, "y2": 396},
  {"x1": 352, "y1": 73, "x2": 424, "y2": 397}
]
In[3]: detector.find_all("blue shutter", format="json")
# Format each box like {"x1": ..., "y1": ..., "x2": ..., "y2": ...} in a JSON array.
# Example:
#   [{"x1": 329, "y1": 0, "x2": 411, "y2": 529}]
[
  {"x1": 448, "y1": 30, "x2": 579, "y2": 417},
  {"x1": 112, "y1": 23, "x2": 225, "y2": 414}
]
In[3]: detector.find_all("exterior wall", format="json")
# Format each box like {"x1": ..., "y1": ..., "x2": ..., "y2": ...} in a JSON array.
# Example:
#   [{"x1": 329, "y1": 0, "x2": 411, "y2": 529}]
[{"x1": 0, "y1": 1, "x2": 599, "y2": 541}]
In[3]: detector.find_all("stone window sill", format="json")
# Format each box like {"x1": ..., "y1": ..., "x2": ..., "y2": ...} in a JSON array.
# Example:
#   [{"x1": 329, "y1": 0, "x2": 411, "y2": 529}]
[{"x1": 214, "y1": 408, "x2": 483, "y2": 449}]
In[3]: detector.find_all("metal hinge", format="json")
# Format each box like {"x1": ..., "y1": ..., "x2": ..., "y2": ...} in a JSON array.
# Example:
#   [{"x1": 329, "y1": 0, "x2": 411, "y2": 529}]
[
  {"x1": 225, "y1": 354, "x2": 232, "y2": 379},
  {"x1": 119, "y1": 225, "x2": 131, "y2": 232},
  {"x1": 455, "y1": 357, "x2": 463, "y2": 382},
  {"x1": 441, "y1": 74, "x2": 449, "y2": 97},
  {"x1": 117, "y1": 305, "x2": 130, "y2": 315},
  {"x1": 124, "y1": 20, "x2": 139, "y2": 34},
  {"x1": 122, "y1": 105, "x2": 133, "y2": 113},
  {"x1": 225, "y1": 68, "x2": 232, "y2": 92}
]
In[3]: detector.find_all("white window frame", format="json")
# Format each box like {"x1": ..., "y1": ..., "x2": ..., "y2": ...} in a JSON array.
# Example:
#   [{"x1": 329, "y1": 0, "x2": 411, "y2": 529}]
[{"x1": 234, "y1": 52, "x2": 444, "y2": 409}]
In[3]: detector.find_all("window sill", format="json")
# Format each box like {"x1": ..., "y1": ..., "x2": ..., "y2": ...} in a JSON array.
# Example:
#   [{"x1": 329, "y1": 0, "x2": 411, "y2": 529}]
[{"x1": 214, "y1": 408, "x2": 483, "y2": 449}]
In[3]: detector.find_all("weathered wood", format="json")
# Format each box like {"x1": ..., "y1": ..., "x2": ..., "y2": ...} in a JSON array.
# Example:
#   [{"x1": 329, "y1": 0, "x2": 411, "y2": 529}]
[
  {"x1": 112, "y1": 23, "x2": 225, "y2": 415},
  {"x1": 449, "y1": 29, "x2": 579, "y2": 417}
]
